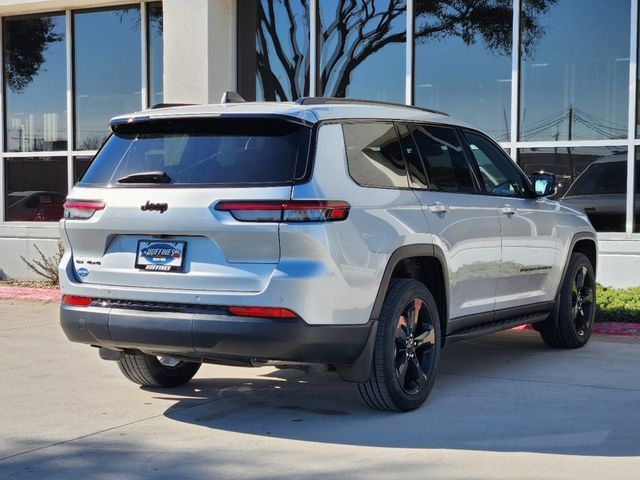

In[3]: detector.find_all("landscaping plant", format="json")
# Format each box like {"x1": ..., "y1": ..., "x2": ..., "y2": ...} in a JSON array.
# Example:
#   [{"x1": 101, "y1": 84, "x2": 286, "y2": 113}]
[
  {"x1": 596, "y1": 284, "x2": 640, "y2": 323},
  {"x1": 20, "y1": 240, "x2": 64, "y2": 286}
]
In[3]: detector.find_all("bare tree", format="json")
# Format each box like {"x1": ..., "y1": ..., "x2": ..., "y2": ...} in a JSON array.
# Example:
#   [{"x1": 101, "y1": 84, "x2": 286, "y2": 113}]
[
  {"x1": 78, "y1": 135, "x2": 105, "y2": 151},
  {"x1": 254, "y1": 0, "x2": 556, "y2": 100},
  {"x1": 256, "y1": 0, "x2": 310, "y2": 100},
  {"x1": 320, "y1": 0, "x2": 406, "y2": 97}
]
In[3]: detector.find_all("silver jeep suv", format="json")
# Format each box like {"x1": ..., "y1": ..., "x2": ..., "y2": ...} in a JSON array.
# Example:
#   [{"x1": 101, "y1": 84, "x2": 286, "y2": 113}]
[{"x1": 60, "y1": 97, "x2": 598, "y2": 412}]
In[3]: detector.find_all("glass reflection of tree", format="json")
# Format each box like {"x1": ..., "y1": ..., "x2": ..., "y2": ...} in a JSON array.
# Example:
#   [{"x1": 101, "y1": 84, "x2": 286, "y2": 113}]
[
  {"x1": 4, "y1": 17, "x2": 63, "y2": 93},
  {"x1": 256, "y1": 0, "x2": 310, "y2": 101},
  {"x1": 149, "y1": 5, "x2": 163, "y2": 35},
  {"x1": 256, "y1": 0, "x2": 557, "y2": 101}
]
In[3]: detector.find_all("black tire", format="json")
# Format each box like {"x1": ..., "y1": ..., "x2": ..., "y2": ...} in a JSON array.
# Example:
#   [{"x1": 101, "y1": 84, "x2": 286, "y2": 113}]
[
  {"x1": 356, "y1": 279, "x2": 441, "y2": 412},
  {"x1": 118, "y1": 352, "x2": 201, "y2": 387},
  {"x1": 539, "y1": 252, "x2": 596, "y2": 348}
]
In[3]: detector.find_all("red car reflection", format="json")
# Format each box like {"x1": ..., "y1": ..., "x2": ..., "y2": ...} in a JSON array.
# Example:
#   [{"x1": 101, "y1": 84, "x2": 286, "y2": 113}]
[{"x1": 6, "y1": 191, "x2": 66, "y2": 222}]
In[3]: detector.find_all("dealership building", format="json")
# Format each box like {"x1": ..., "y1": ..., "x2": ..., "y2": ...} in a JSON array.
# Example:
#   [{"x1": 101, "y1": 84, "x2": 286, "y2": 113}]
[{"x1": 0, "y1": 0, "x2": 638, "y2": 287}]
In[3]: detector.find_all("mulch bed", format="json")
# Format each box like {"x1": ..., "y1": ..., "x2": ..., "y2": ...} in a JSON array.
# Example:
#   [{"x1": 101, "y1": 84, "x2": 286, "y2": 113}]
[{"x1": 0, "y1": 285, "x2": 60, "y2": 303}]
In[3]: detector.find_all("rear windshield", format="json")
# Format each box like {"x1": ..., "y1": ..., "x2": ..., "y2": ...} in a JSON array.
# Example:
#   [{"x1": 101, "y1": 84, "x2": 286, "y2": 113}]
[{"x1": 78, "y1": 118, "x2": 311, "y2": 187}]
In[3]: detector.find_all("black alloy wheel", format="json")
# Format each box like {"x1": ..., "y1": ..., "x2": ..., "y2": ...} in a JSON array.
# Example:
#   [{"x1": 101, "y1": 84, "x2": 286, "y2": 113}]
[
  {"x1": 538, "y1": 252, "x2": 596, "y2": 348},
  {"x1": 356, "y1": 279, "x2": 441, "y2": 412},
  {"x1": 394, "y1": 298, "x2": 437, "y2": 395},
  {"x1": 571, "y1": 265, "x2": 595, "y2": 337}
]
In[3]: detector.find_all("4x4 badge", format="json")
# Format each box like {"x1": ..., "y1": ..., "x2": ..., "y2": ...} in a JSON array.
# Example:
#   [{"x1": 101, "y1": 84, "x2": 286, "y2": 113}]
[{"x1": 141, "y1": 201, "x2": 168, "y2": 214}]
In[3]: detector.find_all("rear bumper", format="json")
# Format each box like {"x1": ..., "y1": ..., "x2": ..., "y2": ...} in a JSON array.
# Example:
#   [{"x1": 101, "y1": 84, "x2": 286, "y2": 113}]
[{"x1": 60, "y1": 304, "x2": 373, "y2": 365}]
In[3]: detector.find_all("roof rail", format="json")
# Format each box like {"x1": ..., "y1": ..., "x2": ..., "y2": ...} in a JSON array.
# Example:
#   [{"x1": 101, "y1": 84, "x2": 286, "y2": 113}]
[
  {"x1": 294, "y1": 97, "x2": 448, "y2": 116},
  {"x1": 150, "y1": 103, "x2": 196, "y2": 109}
]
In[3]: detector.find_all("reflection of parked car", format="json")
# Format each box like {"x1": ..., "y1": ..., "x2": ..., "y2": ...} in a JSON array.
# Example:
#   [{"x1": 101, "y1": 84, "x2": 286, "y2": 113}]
[
  {"x1": 6, "y1": 191, "x2": 66, "y2": 221},
  {"x1": 561, "y1": 155, "x2": 640, "y2": 232}
]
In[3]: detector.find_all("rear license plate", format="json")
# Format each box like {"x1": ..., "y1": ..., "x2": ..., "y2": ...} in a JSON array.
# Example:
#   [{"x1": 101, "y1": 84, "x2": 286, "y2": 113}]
[{"x1": 135, "y1": 240, "x2": 186, "y2": 272}]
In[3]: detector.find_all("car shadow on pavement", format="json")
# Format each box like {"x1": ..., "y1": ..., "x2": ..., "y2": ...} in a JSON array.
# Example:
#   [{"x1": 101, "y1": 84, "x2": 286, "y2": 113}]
[{"x1": 156, "y1": 331, "x2": 640, "y2": 457}]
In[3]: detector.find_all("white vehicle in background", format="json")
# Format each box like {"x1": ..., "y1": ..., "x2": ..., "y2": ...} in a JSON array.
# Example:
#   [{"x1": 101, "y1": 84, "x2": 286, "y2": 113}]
[{"x1": 561, "y1": 153, "x2": 639, "y2": 232}]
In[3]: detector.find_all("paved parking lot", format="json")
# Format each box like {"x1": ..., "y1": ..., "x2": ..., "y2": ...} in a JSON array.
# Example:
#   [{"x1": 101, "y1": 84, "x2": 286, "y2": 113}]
[{"x1": 1, "y1": 299, "x2": 639, "y2": 479}]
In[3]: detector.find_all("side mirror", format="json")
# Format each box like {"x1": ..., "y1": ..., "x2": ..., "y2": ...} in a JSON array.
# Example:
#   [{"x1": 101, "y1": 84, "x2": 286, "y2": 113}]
[{"x1": 530, "y1": 171, "x2": 557, "y2": 197}]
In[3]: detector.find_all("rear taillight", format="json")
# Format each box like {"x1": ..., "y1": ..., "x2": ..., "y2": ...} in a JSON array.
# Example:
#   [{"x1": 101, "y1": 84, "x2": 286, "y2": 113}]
[
  {"x1": 62, "y1": 295, "x2": 92, "y2": 307},
  {"x1": 215, "y1": 200, "x2": 350, "y2": 222},
  {"x1": 63, "y1": 200, "x2": 105, "y2": 220},
  {"x1": 228, "y1": 306, "x2": 298, "y2": 318}
]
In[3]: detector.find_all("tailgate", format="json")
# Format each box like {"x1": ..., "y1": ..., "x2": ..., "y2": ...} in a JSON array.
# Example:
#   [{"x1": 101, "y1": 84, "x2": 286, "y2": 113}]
[{"x1": 63, "y1": 186, "x2": 290, "y2": 292}]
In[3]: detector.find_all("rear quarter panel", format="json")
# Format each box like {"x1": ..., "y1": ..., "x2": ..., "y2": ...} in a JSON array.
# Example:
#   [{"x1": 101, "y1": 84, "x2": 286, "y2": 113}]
[
  {"x1": 551, "y1": 202, "x2": 598, "y2": 291},
  {"x1": 286, "y1": 123, "x2": 433, "y2": 325}
]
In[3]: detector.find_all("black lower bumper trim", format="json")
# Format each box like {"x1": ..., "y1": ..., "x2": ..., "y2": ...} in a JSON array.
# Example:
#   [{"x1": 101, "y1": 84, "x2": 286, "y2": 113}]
[{"x1": 60, "y1": 304, "x2": 372, "y2": 365}]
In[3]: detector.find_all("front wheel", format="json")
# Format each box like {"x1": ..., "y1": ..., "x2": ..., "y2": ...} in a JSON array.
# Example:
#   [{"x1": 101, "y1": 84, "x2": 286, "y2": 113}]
[
  {"x1": 539, "y1": 252, "x2": 596, "y2": 348},
  {"x1": 356, "y1": 279, "x2": 441, "y2": 412},
  {"x1": 118, "y1": 352, "x2": 201, "y2": 387}
]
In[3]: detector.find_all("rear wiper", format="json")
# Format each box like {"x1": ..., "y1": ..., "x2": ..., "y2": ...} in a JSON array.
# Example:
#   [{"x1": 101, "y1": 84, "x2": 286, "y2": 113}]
[{"x1": 116, "y1": 171, "x2": 172, "y2": 184}]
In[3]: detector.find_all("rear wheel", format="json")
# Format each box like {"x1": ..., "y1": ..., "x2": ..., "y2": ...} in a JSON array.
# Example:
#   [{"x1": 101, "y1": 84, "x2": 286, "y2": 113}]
[
  {"x1": 539, "y1": 252, "x2": 596, "y2": 348},
  {"x1": 118, "y1": 352, "x2": 201, "y2": 387},
  {"x1": 356, "y1": 279, "x2": 441, "y2": 412}
]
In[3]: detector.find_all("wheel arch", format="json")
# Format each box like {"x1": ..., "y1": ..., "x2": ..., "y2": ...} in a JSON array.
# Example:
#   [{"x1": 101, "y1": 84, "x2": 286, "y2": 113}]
[
  {"x1": 369, "y1": 245, "x2": 449, "y2": 342},
  {"x1": 541, "y1": 232, "x2": 598, "y2": 331},
  {"x1": 559, "y1": 232, "x2": 598, "y2": 297},
  {"x1": 572, "y1": 237, "x2": 597, "y2": 276},
  {"x1": 337, "y1": 244, "x2": 449, "y2": 383}
]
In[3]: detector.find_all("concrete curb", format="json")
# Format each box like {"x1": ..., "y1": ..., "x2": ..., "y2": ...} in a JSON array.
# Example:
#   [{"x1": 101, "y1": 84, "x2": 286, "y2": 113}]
[{"x1": 0, "y1": 285, "x2": 638, "y2": 338}]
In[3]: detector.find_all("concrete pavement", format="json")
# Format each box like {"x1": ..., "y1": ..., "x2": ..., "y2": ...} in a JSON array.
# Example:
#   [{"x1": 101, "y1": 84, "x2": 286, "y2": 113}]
[{"x1": 1, "y1": 299, "x2": 639, "y2": 479}]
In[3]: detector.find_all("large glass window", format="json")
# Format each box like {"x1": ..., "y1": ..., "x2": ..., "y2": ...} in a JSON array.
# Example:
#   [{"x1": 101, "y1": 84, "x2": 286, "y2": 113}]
[
  {"x1": 4, "y1": 157, "x2": 67, "y2": 222},
  {"x1": 3, "y1": 14, "x2": 67, "y2": 152},
  {"x1": 633, "y1": 152, "x2": 640, "y2": 233},
  {"x1": 237, "y1": 0, "x2": 309, "y2": 101},
  {"x1": 343, "y1": 122, "x2": 407, "y2": 188},
  {"x1": 318, "y1": 0, "x2": 406, "y2": 103},
  {"x1": 1, "y1": 5, "x2": 163, "y2": 223},
  {"x1": 520, "y1": 0, "x2": 630, "y2": 141},
  {"x1": 519, "y1": 147, "x2": 628, "y2": 232},
  {"x1": 414, "y1": 1, "x2": 512, "y2": 142},
  {"x1": 74, "y1": 7, "x2": 142, "y2": 150},
  {"x1": 73, "y1": 156, "x2": 92, "y2": 184},
  {"x1": 148, "y1": 2, "x2": 163, "y2": 107}
]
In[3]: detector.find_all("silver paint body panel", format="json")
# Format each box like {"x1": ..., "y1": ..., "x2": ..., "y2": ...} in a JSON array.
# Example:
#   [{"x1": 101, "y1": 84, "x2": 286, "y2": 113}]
[{"x1": 60, "y1": 102, "x2": 597, "y2": 327}]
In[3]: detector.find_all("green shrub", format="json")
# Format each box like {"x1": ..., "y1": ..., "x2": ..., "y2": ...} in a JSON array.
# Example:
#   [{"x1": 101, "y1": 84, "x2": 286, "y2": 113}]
[{"x1": 596, "y1": 284, "x2": 640, "y2": 323}]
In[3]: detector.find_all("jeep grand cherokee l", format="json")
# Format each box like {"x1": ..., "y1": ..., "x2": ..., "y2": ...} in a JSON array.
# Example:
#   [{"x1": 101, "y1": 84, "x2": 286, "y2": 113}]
[{"x1": 60, "y1": 97, "x2": 598, "y2": 412}]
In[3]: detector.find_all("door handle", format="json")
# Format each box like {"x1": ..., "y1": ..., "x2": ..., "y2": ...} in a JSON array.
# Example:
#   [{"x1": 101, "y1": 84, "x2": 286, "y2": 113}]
[
  {"x1": 427, "y1": 202, "x2": 449, "y2": 214},
  {"x1": 501, "y1": 204, "x2": 517, "y2": 216}
]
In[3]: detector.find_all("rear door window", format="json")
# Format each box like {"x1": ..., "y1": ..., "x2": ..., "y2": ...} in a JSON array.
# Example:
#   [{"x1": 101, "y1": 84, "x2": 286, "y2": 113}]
[
  {"x1": 411, "y1": 124, "x2": 476, "y2": 193},
  {"x1": 342, "y1": 122, "x2": 408, "y2": 189},
  {"x1": 78, "y1": 118, "x2": 311, "y2": 187}
]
